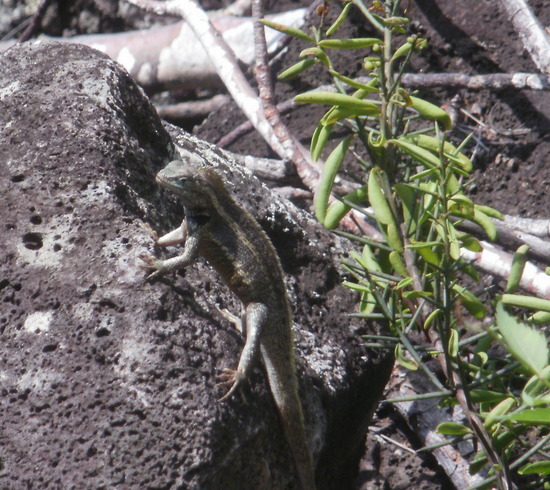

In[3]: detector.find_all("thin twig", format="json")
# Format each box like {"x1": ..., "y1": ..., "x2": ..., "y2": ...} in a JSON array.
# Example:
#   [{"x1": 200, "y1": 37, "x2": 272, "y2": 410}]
[
  {"x1": 251, "y1": 0, "x2": 319, "y2": 189},
  {"x1": 217, "y1": 98, "x2": 296, "y2": 147},
  {"x1": 400, "y1": 72, "x2": 549, "y2": 90},
  {"x1": 155, "y1": 94, "x2": 231, "y2": 121},
  {"x1": 458, "y1": 219, "x2": 550, "y2": 263},
  {"x1": 217, "y1": 72, "x2": 548, "y2": 146},
  {"x1": 375, "y1": 432, "x2": 417, "y2": 455},
  {"x1": 503, "y1": 215, "x2": 550, "y2": 237}
]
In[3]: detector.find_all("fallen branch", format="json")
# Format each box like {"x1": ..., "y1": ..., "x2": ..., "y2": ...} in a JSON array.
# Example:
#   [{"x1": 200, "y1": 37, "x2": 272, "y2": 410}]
[
  {"x1": 503, "y1": 215, "x2": 550, "y2": 237},
  {"x1": 461, "y1": 241, "x2": 550, "y2": 299},
  {"x1": 387, "y1": 368, "x2": 485, "y2": 490},
  {"x1": 230, "y1": 153, "x2": 295, "y2": 182},
  {"x1": 458, "y1": 219, "x2": 550, "y2": 263},
  {"x1": 251, "y1": 0, "x2": 318, "y2": 189},
  {"x1": 497, "y1": 0, "x2": 550, "y2": 75},
  {"x1": 217, "y1": 98, "x2": 296, "y2": 147},
  {"x1": 155, "y1": 94, "x2": 231, "y2": 121},
  {"x1": 399, "y1": 72, "x2": 549, "y2": 90},
  {"x1": 217, "y1": 72, "x2": 548, "y2": 146},
  {"x1": 4, "y1": 22, "x2": 546, "y2": 94}
]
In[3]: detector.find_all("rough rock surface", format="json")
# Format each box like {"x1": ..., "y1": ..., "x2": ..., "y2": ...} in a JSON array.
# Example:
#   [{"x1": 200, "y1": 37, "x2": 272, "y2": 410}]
[{"x1": 0, "y1": 41, "x2": 393, "y2": 489}]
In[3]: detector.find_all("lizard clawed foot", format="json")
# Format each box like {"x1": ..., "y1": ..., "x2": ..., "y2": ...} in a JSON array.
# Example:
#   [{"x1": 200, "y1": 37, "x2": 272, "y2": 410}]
[
  {"x1": 139, "y1": 252, "x2": 167, "y2": 281},
  {"x1": 216, "y1": 368, "x2": 246, "y2": 401}
]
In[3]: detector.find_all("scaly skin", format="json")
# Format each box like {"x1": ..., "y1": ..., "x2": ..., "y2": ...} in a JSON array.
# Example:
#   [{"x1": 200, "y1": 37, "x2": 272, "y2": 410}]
[{"x1": 141, "y1": 160, "x2": 316, "y2": 489}]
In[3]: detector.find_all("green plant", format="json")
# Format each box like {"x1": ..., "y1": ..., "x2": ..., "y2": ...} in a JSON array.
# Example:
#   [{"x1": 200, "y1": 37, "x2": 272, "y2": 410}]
[{"x1": 264, "y1": 1, "x2": 550, "y2": 488}]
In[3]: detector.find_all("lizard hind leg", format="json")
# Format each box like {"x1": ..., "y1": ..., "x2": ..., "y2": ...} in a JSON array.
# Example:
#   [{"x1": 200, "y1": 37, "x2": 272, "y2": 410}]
[{"x1": 217, "y1": 302, "x2": 267, "y2": 401}]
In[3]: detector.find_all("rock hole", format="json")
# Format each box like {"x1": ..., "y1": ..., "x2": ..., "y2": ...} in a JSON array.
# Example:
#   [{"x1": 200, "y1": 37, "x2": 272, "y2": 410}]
[
  {"x1": 95, "y1": 327, "x2": 110, "y2": 337},
  {"x1": 30, "y1": 215, "x2": 42, "y2": 225},
  {"x1": 23, "y1": 232, "x2": 43, "y2": 250},
  {"x1": 156, "y1": 307, "x2": 168, "y2": 321},
  {"x1": 10, "y1": 174, "x2": 25, "y2": 183},
  {"x1": 98, "y1": 298, "x2": 118, "y2": 310}
]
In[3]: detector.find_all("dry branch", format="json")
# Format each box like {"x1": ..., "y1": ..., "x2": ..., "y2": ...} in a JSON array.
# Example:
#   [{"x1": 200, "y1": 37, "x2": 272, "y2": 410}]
[
  {"x1": 498, "y1": 0, "x2": 550, "y2": 75},
  {"x1": 217, "y1": 71, "x2": 548, "y2": 145},
  {"x1": 461, "y1": 241, "x2": 550, "y2": 299},
  {"x1": 458, "y1": 219, "x2": 550, "y2": 263},
  {"x1": 503, "y1": 215, "x2": 550, "y2": 237},
  {"x1": 399, "y1": 72, "x2": 549, "y2": 90},
  {"x1": 155, "y1": 95, "x2": 231, "y2": 121},
  {"x1": 251, "y1": 0, "x2": 318, "y2": 189},
  {"x1": 5, "y1": 29, "x2": 546, "y2": 94},
  {"x1": 230, "y1": 153, "x2": 294, "y2": 182},
  {"x1": 388, "y1": 368, "x2": 485, "y2": 490}
]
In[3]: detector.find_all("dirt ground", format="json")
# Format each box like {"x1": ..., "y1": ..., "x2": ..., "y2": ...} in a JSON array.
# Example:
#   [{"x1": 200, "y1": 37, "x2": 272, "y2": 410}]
[{"x1": 1, "y1": 0, "x2": 548, "y2": 488}]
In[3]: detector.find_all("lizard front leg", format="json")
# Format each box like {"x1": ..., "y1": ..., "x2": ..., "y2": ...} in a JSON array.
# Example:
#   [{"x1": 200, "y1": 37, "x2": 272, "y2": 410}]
[
  {"x1": 155, "y1": 220, "x2": 187, "y2": 247},
  {"x1": 140, "y1": 220, "x2": 200, "y2": 280},
  {"x1": 218, "y1": 302, "x2": 268, "y2": 401}
]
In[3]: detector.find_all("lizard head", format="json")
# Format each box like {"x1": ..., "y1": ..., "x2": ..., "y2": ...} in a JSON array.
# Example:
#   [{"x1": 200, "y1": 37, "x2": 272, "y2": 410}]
[{"x1": 156, "y1": 160, "x2": 228, "y2": 208}]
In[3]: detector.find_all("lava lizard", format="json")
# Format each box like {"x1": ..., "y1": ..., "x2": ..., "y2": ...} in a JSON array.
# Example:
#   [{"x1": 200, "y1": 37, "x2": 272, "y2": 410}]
[{"x1": 141, "y1": 160, "x2": 316, "y2": 490}]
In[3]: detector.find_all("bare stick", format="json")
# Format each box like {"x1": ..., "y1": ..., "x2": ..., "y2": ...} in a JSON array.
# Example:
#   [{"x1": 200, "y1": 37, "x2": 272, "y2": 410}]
[
  {"x1": 155, "y1": 95, "x2": 231, "y2": 121},
  {"x1": 388, "y1": 369, "x2": 485, "y2": 489},
  {"x1": 503, "y1": 215, "x2": 550, "y2": 237},
  {"x1": 399, "y1": 72, "x2": 549, "y2": 90},
  {"x1": 458, "y1": 219, "x2": 550, "y2": 263},
  {"x1": 229, "y1": 153, "x2": 295, "y2": 182},
  {"x1": 497, "y1": 0, "x2": 550, "y2": 75},
  {"x1": 217, "y1": 98, "x2": 297, "y2": 148},
  {"x1": 3, "y1": 21, "x2": 546, "y2": 94},
  {"x1": 251, "y1": 0, "x2": 318, "y2": 189},
  {"x1": 461, "y1": 241, "x2": 550, "y2": 299}
]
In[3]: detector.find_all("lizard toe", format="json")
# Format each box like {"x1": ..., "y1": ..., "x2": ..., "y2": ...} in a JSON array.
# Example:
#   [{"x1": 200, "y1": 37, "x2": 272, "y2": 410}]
[{"x1": 216, "y1": 369, "x2": 245, "y2": 401}]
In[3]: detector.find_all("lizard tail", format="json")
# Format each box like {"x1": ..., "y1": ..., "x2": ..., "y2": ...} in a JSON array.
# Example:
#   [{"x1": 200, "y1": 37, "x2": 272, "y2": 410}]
[{"x1": 262, "y1": 351, "x2": 316, "y2": 490}]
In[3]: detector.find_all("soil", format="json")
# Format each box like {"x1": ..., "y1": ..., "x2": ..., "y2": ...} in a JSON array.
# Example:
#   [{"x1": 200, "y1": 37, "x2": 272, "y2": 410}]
[{"x1": 1, "y1": 0, "x2": 548, "y2": 489}]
